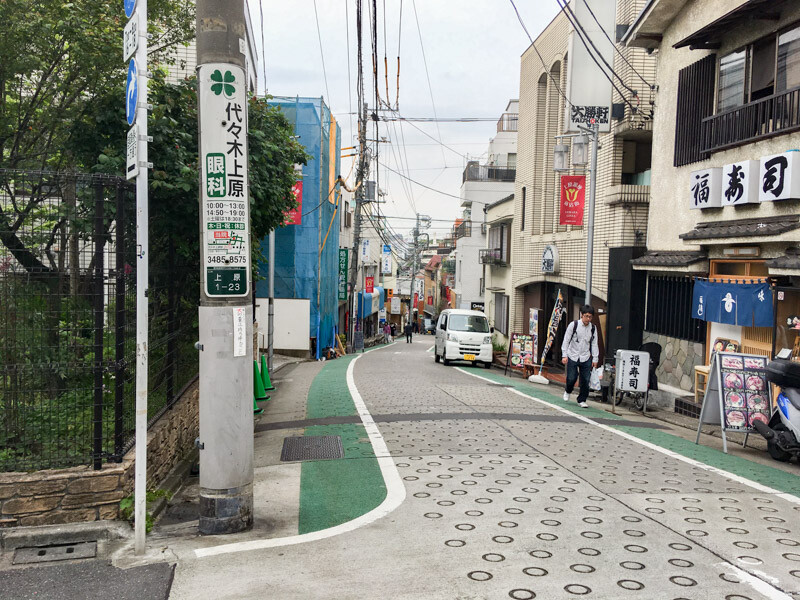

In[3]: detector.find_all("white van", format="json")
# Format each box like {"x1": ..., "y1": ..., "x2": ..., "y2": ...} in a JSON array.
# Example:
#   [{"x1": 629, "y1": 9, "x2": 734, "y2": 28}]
[{"x1": 434, "y1": 309, "x2": 493, "y2": 369}]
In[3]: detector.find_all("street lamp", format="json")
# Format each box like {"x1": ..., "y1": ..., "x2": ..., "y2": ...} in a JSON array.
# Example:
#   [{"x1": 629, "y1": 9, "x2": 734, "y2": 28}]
[
  {"x1": 571, "y1": 135, "x2": 589, "y2": 167},
  {"x1": 553, "y1": 144, "x2": 570, "y2": 172}
]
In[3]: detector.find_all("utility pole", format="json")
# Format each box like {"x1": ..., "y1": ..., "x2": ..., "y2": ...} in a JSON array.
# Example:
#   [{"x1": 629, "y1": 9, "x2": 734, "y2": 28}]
[
  {"x1": 348, "y1": 0, "x2": 368, "y2": 350},
  {"x1": 195, "y1": 0, "x2": 253, "y2": 535}
]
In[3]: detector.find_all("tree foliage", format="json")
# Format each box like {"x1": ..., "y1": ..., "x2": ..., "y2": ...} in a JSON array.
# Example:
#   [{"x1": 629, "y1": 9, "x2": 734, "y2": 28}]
[{"x1": 0, "y1": 0, "x2": 195, "y2": 171}]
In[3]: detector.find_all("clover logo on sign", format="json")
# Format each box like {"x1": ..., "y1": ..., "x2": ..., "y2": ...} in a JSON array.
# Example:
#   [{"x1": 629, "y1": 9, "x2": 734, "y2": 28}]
[{"x1": 210, "y1": 70, "x2": 235, "y2": 98}]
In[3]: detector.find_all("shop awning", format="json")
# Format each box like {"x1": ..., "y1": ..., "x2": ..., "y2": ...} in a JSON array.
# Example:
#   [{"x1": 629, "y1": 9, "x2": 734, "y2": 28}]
[
  {"x1": 766, "y1": 247, "x2": 800, "y2": 275},
  {"x1": 423, "y1": 306, "x2": 435, "y2": 316},
  {"x1": 679, "y1": 215, "x2": 800, "y2": 242},
  {"x1": 358, "y1": 286, "x2": 385, "y2": 317},
  {"x1": 674, "y1": 0, "x2": 783, "y2": 50},
  {"x1": 631, "y1": 250, "x2": 707, "y2": 268}
]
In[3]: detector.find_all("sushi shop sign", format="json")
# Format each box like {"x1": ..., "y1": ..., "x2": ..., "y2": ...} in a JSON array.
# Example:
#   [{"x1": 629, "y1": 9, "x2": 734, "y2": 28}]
[
  {"x1": 690, "y1": 151, "x2": 800, "y2": 209},
  {"x1": 695, "y1": 352, "x2": 770, "y2": 453}
]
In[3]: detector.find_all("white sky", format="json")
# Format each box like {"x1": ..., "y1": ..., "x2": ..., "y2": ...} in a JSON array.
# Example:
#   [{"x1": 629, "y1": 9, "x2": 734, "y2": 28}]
[{"x1": 249, "y1": 1, "x2": 561, "y2": 240}]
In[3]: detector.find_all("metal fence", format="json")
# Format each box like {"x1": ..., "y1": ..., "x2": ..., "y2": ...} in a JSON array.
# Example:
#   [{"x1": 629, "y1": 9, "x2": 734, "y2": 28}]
[{"x1": 0, "y1": 170, "x2": 199, "y2": 472}]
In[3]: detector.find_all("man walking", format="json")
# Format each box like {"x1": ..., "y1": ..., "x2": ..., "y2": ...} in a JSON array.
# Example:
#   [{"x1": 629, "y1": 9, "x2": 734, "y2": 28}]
[
  {"x1": 561, "y1": 305, "x2": 599, "y2": 408},
  {"x1": 383, "y1": 322, "x2": 392, "y2": 344},
  {"x1": 404, "y1": 321, "x2": 413, "y2": 343}
]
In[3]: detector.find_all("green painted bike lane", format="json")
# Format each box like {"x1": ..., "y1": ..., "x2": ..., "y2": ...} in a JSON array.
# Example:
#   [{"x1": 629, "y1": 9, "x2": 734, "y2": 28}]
[
  {"x1": 298, "y1": 353, "x2": 386, "y2": 534},
  {"x1": 460, "y1": 366, "x2": 800, "y2": 497}
]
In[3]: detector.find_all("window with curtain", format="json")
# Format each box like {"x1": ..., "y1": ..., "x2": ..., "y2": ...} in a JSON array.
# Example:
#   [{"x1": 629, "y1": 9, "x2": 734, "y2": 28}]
[
  {"x1": 778, "y1": 25, "x2": 800, "y2": 93},
  {"x1": 494, "y1": 293, "x2": 509, "y2": 335},
  {"x1": 718, "y1": 50, "x2": 746, "y2": 111}
]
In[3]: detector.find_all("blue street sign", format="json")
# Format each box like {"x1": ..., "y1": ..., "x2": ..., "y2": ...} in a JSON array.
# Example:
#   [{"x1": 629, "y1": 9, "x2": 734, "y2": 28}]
[
  {"x1": 126, "y1": 59, "x2": 138, "y2": 126},
  {"x1": 124, "y1": 0, "x2": 137, "y2": 19}
]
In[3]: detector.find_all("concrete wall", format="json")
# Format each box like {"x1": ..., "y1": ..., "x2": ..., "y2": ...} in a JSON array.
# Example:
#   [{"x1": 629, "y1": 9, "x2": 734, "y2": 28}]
[{"x1": 0, "y1": 382, "x2": 199, "y2": 527}]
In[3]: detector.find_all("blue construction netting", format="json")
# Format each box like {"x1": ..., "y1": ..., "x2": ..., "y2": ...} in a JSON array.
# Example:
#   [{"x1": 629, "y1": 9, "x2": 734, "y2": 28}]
[{"x1": 256, "y1": 96, "x2": 341, "y2": 358}]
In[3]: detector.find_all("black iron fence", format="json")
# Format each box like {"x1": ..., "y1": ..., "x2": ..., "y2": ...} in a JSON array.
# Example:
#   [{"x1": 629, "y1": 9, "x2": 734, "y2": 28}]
[
  {"x1": 645, "y1": 275, "x2": 705, "y2": 344},
  {"x1": 0, "y1": 170, "x2": 198, "y2": 472}
]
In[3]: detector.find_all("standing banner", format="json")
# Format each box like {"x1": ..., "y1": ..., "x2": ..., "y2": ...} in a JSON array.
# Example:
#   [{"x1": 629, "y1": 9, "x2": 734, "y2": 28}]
[
  {"x1": 536, "y1": 289, "x2": 566, "y2": 377},
  {"x1": 338, "y1": 249, "x2": 348, "y2": 301},
  {"x1": 559, "y1": 175, "x2": 586, "y2": 225},
  {"x1": 365, "y1": 276, "x2": 374, "y2": 294},
  {"x1": 695, "y1": 352, "x2": 770, "y2": 453}
]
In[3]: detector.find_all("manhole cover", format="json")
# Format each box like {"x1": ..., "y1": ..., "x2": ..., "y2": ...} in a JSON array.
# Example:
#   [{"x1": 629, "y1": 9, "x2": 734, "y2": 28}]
[
  {"x1": 280, "y1": 435, "x2": 344, "y2": 461},
  {"x1": 13, "y1": 541, "x2": 97, "y2": 565}
]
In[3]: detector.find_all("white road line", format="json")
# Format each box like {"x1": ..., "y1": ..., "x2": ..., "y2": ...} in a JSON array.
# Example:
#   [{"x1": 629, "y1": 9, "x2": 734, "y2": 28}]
[
  {"x1": 718, "y1": 562, "x2": 793, "y2": 600},
  {"x1": 454, "y1": 367, "x2": 800, "y2": 505},
  {"x1": 195, "y1": 345, "x2": 405, "y2": 559},
  {"x1": 427, "y1": 345, "x2": 434, "y2": 353}
]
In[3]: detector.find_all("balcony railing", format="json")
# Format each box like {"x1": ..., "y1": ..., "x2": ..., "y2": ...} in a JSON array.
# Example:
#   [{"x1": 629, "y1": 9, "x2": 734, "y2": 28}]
[
  {"x1": 479, "y1": 248, "x2": 508, "y2": 267},
  {"x1": 604, "y1": 184, "x2": 650, "y2": 206},
  {"x1": 701, "y1": 86, "x2": 800, "y2": 153},
  {"x1": 453, "y1": 220, "x2": 472, "y2": 240},
  {"x1": 497, "y1": 113, "x2": 518, "y2": 133},
  {"x1": 462, "y1": 164, "x2": 516, "y2": 184}
]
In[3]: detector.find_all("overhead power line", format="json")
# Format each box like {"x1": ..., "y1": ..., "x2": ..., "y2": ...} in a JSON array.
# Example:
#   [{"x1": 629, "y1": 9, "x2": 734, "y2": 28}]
[
  {"x1": 312, "y1": 0, "x2": 332, "y2": 105},
  {"x1": 379, "y1": 161, "x2": 463, "y2": 200}
]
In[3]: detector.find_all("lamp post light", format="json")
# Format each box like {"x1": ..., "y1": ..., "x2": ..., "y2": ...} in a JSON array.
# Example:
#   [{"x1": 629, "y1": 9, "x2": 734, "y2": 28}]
[{"x1": 553, "y1": 144, "x2": 570, "y2": 172}]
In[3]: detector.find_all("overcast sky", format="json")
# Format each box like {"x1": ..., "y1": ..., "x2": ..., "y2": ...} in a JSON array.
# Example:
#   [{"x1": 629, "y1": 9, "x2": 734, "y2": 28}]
[{"x1": 249, "y1": 1, "x2": 561, "y2": 240}]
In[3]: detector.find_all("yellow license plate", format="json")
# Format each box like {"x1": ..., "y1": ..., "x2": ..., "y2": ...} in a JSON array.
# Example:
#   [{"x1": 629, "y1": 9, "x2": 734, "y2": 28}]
[{"x1": 464, "y1": 354, "x2": 476, "y2": 361}]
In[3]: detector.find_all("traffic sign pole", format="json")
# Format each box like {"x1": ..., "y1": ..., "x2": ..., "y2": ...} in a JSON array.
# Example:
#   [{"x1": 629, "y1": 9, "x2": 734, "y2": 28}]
[
  {"x1": 128, "y1": 0, "x2": 149, "y2": 556},
  {"x1": 195, "y1": 0, "x2": 254, "y2": 535}
]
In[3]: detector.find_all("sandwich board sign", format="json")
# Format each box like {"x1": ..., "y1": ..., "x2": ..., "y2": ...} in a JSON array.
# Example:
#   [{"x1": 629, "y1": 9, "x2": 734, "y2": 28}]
[{"x1": 695, "y1": 352, "x2": 770, "y2": 453}]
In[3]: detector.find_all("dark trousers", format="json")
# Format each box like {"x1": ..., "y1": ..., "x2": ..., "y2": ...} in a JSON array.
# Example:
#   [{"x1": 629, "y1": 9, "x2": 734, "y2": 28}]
[
  {"x1": 406, "y1": 333, "x2": 412, "y2": 343},
  {"x1": 565, "y1": 358, "x2": 592, "y2": 403}
]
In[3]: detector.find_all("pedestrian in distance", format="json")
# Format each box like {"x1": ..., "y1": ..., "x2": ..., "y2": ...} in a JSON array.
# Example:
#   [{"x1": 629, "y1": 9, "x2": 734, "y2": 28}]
[
  {"x1": 383, "y1": 322, "x2": 392, "y2": 344},
  {"x1": 404, "y1": 322, "x2": 413, "y2": 343},
  {"x1": 561, "y1": 305, "x2": 599, "y2": 408},
  {"x1": 413, "y1": 321, "x2": 419, "y2": 334},
  {"x1": 391, "y1": 322, "x2": 397, "y2": 338}
]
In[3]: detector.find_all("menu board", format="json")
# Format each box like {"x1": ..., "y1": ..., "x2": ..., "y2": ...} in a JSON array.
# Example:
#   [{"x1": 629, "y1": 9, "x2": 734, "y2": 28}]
[
  {"x1": 696, "y1": 351, "x2": 771, "y2": 453},
  {"x1": 719, "y1": 353, "x2": 769, "y2": 431},
  {"x1": 505, "y1": 333, "x2": 536, "y2": 375}
]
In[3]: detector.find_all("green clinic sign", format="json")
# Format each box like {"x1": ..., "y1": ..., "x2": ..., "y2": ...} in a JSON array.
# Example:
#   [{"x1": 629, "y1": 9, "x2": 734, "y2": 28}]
[{"x1": 199, "y1": 64, "x2": 250, "y2": 298}]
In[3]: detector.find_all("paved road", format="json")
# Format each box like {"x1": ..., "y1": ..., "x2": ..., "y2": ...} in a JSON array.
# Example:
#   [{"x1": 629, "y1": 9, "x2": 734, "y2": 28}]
[{"x1": 165, "y1": 339, "x2": 800, "y2": 599}]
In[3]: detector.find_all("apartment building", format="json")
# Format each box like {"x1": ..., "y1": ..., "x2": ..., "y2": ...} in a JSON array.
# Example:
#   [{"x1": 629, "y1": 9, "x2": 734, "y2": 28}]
[{"x1": 511, "y1": 0, "x2": 657, "y2": 369}]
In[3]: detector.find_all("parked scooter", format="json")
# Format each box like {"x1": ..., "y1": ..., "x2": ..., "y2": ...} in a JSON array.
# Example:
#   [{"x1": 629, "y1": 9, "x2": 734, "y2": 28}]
[{"x1": 752, "y1": 359, "x2": 800, "y2": 462}]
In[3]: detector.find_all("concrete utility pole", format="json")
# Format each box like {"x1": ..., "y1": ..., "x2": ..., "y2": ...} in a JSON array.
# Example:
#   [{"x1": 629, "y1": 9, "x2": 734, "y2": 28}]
[
  {"x1": 195, "y1": 0, "x2": 253, "y2": 535},
  {"x1": 348, "y1": 100, "x2": 368, "y2": 348}
]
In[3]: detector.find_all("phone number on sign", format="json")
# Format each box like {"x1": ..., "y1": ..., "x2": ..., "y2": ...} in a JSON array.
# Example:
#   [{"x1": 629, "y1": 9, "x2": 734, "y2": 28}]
[{"x1": 206, "y1": 255, "x2": 247, "y2": 264}]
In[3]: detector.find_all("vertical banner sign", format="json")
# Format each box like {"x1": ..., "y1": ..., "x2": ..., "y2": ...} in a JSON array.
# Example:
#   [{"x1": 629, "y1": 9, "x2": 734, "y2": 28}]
[
  {"x1": 285, "y1": 180, "x2": 303, "y2": 225},
  {"x1": 413, "y1": 293, "x2": 419, "y2": 309},
  {"x1": 199, "y1": 64, "x2": 250, "y2": 297},
  {"x1": 361, "y1": 239, "x2": 370, "y2": 261},
  {"x1": 338, "y1": 248, "x2": 348, "y2": 301},
  {"x1": 381, "y1": 244, "x2": 392, "y2": 274},
  {"x1": 529, "y1": 308, "x2": 539, "y2": 361},
  {"x1": 537, "y1": 289, "x2": 565, "y2": 374},
  {"x1": 559, "y1": 175, "x2": 586, "y2": 225},
  {"x1": 365, "y1": 276, "x2": 374, "y2": 294}
]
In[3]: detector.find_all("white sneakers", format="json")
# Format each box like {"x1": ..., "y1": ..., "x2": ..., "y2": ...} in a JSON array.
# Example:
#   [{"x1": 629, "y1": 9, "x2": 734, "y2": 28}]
[
  {"x1": 563, "y1": 391, "x2": 569, "y2": 402},
  {"x1": 579, "y1": 402, "x2": 588, "y2": 408}
]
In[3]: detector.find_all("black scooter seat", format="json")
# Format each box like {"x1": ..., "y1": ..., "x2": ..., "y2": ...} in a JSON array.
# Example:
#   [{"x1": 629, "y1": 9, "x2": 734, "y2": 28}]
[{"x1": 766, "y1": 359, "x2": 800, "y2": 390}]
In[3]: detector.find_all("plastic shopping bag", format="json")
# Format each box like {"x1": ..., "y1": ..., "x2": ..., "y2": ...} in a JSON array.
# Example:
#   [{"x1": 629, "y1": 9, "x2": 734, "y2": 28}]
[{"x1": 589, "y1": 367, "x2": 602, "y2": 391}]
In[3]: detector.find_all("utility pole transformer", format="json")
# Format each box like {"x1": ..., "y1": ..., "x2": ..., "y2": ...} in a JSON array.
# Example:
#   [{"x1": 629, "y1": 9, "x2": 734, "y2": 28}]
[{"x1": 196, "y1": 0, "x2": 254, "y2": 535}]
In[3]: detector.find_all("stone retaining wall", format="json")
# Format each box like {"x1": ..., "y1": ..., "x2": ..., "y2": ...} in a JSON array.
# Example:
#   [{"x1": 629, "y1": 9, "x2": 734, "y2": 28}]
[
  {"x1": 0, "y1": 380, "x2": 199, "y2": 528},
  {"x1": 642, "y1": 331, "x2": 705, "y2": 392}
]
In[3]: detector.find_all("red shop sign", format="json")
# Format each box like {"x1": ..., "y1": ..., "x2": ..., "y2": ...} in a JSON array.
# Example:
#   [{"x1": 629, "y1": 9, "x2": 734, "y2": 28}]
[
  {"x1": 559, "y1": 175, "x2": 585, "y2": 226},
  {"x1": 285, "y1": 180, "x2": 303, "y2": 225}
]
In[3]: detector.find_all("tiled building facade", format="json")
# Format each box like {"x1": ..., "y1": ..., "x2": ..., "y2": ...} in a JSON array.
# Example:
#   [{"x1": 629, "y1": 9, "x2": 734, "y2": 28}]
[{"x1": 511, "y1": 1, "x2": 657, "y2": 364}]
